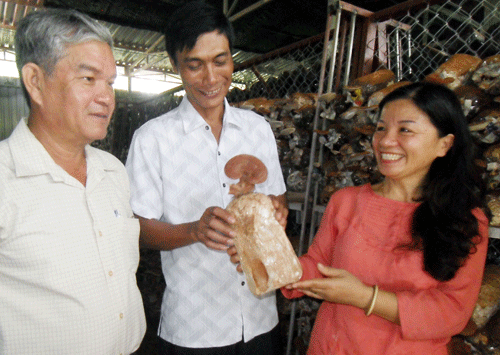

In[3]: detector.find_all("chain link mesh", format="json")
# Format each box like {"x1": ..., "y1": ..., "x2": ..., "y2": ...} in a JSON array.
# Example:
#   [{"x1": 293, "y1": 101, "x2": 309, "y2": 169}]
[
  {"x1": 228, "y1": 38, "x2": 325, "y2": 102},
  {"x1": 369, "y1": 0, "x2": 500, "y2": 81}
]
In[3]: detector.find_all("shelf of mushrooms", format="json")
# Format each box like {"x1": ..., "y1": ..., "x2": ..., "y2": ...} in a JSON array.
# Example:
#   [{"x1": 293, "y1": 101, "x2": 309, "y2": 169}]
[
  {"x1": 233, "y1": 52, "x2": 500, "y2": 355},
  {"x1": 233, "y1": 53, "x2": 500, "y2": 229}
]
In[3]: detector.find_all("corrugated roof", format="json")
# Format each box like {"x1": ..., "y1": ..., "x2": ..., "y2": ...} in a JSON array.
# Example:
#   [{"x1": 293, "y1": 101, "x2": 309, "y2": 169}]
[{"x1": 0, "y1": 0, "x2": 404, "y2": 89}]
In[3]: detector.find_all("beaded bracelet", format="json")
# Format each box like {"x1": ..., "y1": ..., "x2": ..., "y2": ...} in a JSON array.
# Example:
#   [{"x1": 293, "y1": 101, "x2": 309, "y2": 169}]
[{"x1": 365, "y1": 285, "x2": 379, "y2": 316}]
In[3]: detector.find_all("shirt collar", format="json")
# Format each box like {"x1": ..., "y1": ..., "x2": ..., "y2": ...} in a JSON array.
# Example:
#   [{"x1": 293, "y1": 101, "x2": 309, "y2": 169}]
[
  {"x1": 180, "y1": 96, "x2": 243, "y2": 134},
  {"x1": 9, "y1": 118, "x2": 118, "y2": 181}
]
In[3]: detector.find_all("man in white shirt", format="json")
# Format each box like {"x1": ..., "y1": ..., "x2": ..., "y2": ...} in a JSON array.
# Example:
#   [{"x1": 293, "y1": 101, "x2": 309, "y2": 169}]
[
  {"x1": 0, "y1": 9, "x2": 146, "y2": 354},
  {"x1": 126, "y1": 1, "x2": 287, "y2": 354}
]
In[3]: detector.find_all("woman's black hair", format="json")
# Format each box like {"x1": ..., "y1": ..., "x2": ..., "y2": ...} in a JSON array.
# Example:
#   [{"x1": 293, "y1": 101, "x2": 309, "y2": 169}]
[
  {"x1": 377, "y1": 82, "x2": 488, "y2": 281},
  {"x1": 164, "y1": 0, "x2": 235, "y2": 67}
]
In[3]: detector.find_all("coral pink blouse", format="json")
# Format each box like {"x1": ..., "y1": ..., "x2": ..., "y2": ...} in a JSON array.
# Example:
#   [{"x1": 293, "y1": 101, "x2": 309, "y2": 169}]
[{"x1": 282, "y1": 184, "x2": 489, "y2": 355}]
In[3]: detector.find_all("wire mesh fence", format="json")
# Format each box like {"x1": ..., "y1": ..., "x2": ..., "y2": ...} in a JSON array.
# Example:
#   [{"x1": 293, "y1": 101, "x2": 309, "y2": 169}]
[
  {"x1": 228, "y1": 35, "x2": 325, "y2": 103},
  {"x1": 369, "y1": 0, "x2": 500, "y2": 81}
]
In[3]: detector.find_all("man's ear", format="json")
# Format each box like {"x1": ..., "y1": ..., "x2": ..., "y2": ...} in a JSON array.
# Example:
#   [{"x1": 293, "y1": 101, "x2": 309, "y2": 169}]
[{"x1": 21, "y1": 63, "x2": 45, "y2": 107}]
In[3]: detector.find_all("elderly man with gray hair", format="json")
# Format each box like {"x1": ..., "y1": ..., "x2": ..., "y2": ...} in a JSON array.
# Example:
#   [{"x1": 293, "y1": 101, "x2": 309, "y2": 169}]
[{"x1": 0, "y1": 8, "x2": 145, "y2": 354}]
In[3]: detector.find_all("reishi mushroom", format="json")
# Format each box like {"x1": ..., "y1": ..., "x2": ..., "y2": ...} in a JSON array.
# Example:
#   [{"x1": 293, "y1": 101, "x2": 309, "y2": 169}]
[
  {"x1": 224, "y1": 154, "x2": 268, "y2": 197},
  {"x1": 224, "y1": 154, "x2": 303, "y2": 296}
]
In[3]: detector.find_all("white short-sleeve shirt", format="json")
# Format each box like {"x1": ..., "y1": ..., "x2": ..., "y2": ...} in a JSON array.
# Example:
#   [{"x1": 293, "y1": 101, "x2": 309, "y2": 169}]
[
  {"x1": 0, "y1": 119, "x2": 146, "y2": 355},
  {"x1": 126, "y1": 97, "x2": 287, "y2": 348}
]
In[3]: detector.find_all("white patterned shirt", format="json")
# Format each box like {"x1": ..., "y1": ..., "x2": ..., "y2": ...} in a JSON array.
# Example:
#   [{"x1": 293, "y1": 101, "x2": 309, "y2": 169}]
[
  {"x1": 0, "y1": 119, "x2": 146, "y2": 355},
  {"x1": 126, "y1": 97, "x2": 286, "y2": 348}
]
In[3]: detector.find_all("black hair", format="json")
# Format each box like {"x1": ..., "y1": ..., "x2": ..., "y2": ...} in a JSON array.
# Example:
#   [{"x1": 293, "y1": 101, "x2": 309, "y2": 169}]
[
  {"x1": 165, "y1": 0, "x2": 235, "y2": 67},
  {"x1": 378, "y1": 82, "x2": 488, "y2": 281}
]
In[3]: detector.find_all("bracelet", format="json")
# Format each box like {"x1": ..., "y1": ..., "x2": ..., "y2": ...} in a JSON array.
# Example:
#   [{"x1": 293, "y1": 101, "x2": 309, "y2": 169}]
[{"x1": 365, "y1": 285, "x2": 379, "y2": 316}]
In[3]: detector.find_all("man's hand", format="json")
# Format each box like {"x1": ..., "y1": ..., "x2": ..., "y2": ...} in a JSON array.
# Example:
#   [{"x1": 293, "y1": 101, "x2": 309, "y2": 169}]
[
  {"x1": 227, "y1": 245, "x2": 243, "y2": 273},
  {"x1": 269, "y1": 194, "x2": 288, "y2": 229},
  {"x1": 189, "y1": 207, "x2": 236, "y2": 251}
]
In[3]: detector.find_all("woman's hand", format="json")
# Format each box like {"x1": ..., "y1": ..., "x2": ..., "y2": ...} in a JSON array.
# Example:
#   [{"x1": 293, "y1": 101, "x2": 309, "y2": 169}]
[
  {"x1": 289, "y1": 263, "x2": 373, "y2": 309},
  {"x1": 288, "y1": 263, "x2": 400, "y2": 323}
]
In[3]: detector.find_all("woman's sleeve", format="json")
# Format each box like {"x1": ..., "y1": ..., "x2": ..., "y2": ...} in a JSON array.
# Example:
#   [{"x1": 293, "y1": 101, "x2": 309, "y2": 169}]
[
  {"x1": 281, "y1": 191, "x2": 343, "y2": 299},
  {"x1": 397, "y1": 210, "x2": 489, "y2": 340}
]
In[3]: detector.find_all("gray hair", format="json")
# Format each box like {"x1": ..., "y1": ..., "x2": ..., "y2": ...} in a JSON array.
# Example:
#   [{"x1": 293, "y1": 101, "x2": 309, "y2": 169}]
[{"x1": 15, "y1": 8, "x2": 113, "y2": 104}]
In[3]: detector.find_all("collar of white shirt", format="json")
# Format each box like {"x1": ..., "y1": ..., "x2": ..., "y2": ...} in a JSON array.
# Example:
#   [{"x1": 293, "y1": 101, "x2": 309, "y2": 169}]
[
  {"x1": 179, "y1": 96, "x2": 244, "y2": 135},
  {"x1": 9, "y1": 118, "x2": 119, "y2": 182}
]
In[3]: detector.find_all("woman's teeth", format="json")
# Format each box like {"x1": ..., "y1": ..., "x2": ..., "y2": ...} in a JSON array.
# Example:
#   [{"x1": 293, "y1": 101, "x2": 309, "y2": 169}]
[{"x1": 381, "y1": 153, "x2": 402, "y2": 161}]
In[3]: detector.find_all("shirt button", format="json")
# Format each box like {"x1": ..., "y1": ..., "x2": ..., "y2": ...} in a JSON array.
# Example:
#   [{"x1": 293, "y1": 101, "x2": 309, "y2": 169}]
[
  {"x1": 241, "y1": 281, "x2": 245, "y2": 286},
  {"x1": 119, "y1": 313, "x2": 124, "y2": 319},
  {"x1": 223, "y1": 183, "x2": 226, "y2": 188},
  {"x1": 205, "y1": 125, "x2": 210, "y2": 130},
  {"x1": 108, "y1": 271, "x2": 113, "y2": 277},
  {"x1": 218, "y1": 151, "x2": 221, "y2": 156},
  {"x1": 98, "y1": 231, "x2": 103, "y2": 237}
]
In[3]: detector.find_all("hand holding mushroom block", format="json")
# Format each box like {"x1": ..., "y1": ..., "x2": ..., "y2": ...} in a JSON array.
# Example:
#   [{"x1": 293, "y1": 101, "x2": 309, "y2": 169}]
[{"x1": 225, "y1": 154, "x2": 302, "y2": 296}]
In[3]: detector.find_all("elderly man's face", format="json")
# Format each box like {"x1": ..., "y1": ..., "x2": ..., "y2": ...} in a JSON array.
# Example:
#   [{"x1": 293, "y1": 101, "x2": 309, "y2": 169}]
[{"x1": 39, "y1": 40, "x2": 117, "y2": 146}]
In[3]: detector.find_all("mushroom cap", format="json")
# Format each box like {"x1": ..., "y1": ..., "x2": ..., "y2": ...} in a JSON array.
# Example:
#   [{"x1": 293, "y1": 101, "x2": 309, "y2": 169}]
[{"x1": 225, "y1": 154, "x2": 268, "y2": 184}]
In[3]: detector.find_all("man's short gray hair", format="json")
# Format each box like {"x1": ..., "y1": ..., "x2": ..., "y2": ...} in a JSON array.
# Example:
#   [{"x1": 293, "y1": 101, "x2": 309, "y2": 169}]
[{"x1": 15, "y1": 8, "x2": 114, "y2": 104}]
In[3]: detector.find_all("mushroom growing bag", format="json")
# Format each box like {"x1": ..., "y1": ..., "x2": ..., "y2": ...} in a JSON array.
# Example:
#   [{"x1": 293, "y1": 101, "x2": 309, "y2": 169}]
[{"x1": 225, "y1": 154, "x2": 302, "y2": 296}]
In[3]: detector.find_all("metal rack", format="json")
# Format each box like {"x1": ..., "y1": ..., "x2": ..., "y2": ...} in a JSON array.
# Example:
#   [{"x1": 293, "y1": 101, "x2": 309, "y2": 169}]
[
  {"x1": 285, "y1": 1, "x2": 374, "y2": 354},
  {"x1": 285, "y1": 0, "x2": 500, "y2": 353}
]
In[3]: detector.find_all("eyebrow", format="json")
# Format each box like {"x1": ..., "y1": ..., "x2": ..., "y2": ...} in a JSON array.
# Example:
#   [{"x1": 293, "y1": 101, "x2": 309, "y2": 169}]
[
  {"x1": 378, "y1": 118, "x2": 417, "y2": 124},
  {"x1": 183, "y1": 51, "x2": 231, "y2": 63},
  {"x1": 78, "y1": 63, "x2": 117, "y2": 80},
  {"x1": 78, "y1": 63, "x2": 99, "y2": 73}
]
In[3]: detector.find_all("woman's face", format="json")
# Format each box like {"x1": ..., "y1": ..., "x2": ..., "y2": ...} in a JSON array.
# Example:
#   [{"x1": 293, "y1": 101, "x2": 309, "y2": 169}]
[{"x1": 372, "y1": 99, "x2": 454, "y2": 185}]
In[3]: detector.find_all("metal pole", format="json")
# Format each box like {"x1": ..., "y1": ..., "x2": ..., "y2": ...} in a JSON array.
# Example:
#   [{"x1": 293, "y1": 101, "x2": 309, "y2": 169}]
[
  {"x1": 285, "y1": 1, "x2": 337, "y2": 354},
  {"x1": 326, "y1": 3, "x2": 342, "y2": 92},
  {"x1": 343, "y1": 11, "x2": 357, "y2": 87},
  {"x1": 395, "y1": 26, "x2": 401, "y2": 81}
]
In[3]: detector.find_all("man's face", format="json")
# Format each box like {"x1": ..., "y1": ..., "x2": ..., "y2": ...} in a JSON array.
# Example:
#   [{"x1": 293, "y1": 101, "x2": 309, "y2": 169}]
[
  {"x1": 174, "y1": 30, "x2": 233, "y2": 117},
  {"x1": 39, "y1": 40, "x2": 117, "y2": 146}
]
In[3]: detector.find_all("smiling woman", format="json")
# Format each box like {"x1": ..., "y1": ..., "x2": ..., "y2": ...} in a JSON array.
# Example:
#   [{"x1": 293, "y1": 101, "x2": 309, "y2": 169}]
[
  {"x1": 281, "y1": 82, "x2": 490, "y2": 355},
  {"x1": 372, "y1": 98, "x2": 454, "y2": 200}
]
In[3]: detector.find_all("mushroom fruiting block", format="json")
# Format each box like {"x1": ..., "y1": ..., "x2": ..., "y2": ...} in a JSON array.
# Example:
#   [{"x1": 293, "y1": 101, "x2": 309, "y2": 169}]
[
  {"x1": 227, "y1": 193, "x2": 303, "y2": 296},
  {"x1": 225, "y1": 154, "x2": 303, "y2": 296}
]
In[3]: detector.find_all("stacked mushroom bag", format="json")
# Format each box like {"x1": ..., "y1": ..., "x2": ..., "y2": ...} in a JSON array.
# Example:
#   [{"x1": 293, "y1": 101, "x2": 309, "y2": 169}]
[{"x1": 225, "y1": 154, "x2": 302, "y2": 296}]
